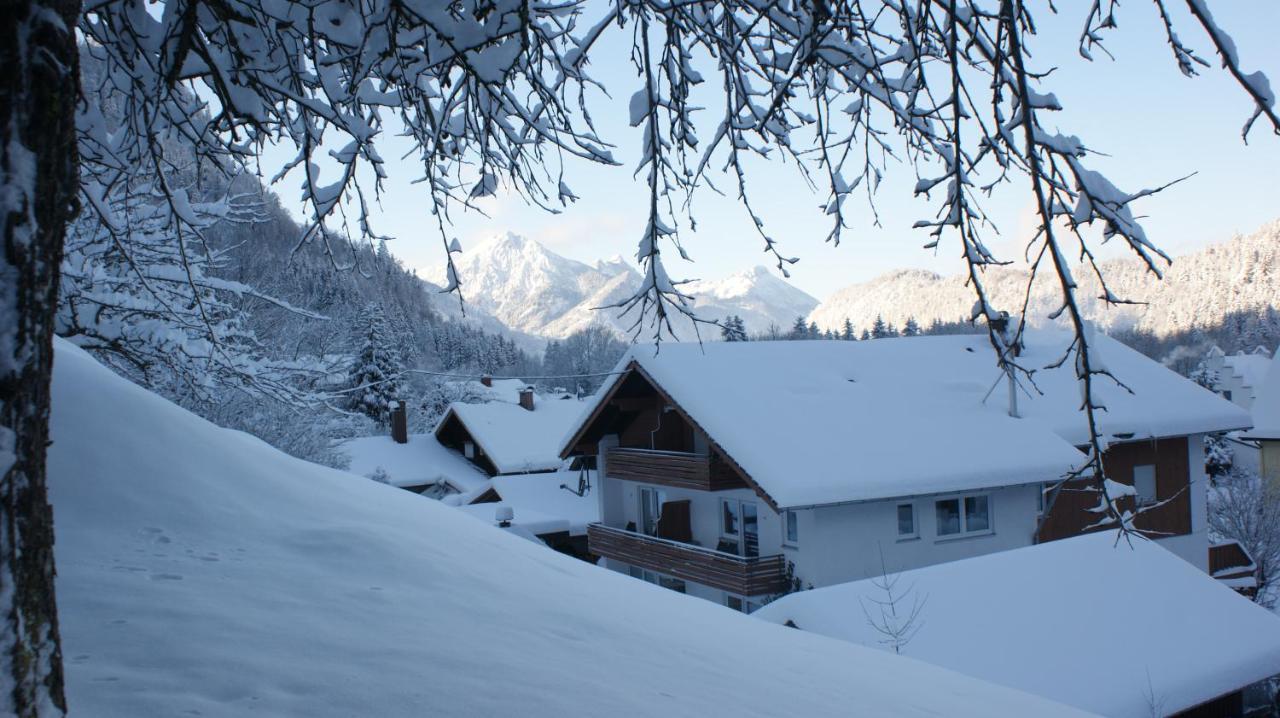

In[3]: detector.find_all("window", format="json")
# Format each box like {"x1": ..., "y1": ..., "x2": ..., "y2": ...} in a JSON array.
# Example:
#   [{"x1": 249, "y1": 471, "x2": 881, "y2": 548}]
[
  {"x1": 1223, "y1": 390, "x2": 1233, "y2": 401},
  {"x1": 784, "y1": 510, "x2": 799, "y2": 546},
  {"x1": 719, "y1": 499, "x2": 759, "y2": 557},
  {"x1": 742, "y1": 503, "x2": 759, "y2": 557},
  {"x1": 935, "y1": 494, "x2": 992, "y2": 538},
  {"x1": 897, "y1": 504, "x2": 917, "y2": 538},
  {"x1": 1134, "y1": 464, "x2": 1157, "y2": 506},
  {"x1": 964, "y1": 495, "x2": 990, "y2": 532},
  {"x1": 935, "y1": 499, "x2": 962, "y2": 536},
  {"x1": 725, "y1": 595, "x2": 744, "y2": 612},
  {"x1": 639, "y1": 487, "x2": 666, "y2": 537},
  {"x1": 631, "y1": 566, "x2": 685, "y2": 594},
  {"x1": 721, "y1": 499, "x2": 739, "y2": 536},
  {"x1": 463, "y1": 441, "x2": 475, "y2": 459}
]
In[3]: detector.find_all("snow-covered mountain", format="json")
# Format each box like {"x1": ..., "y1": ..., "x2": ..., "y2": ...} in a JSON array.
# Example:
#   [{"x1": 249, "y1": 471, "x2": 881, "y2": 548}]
[
  {"x1": 809, "y1": 220, "x2": 1280, "y2": 338},
  {"x1": 432, "y1": 233, "x2": 819, "y2": 339}
]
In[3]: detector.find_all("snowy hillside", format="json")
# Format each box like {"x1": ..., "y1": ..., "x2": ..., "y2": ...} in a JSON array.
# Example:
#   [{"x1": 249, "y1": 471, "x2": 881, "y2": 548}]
[
  {"x1": 433, "y1": 233, "x2": 818, "y2": 338},
  {"x1": 47, "y1": 340, "x2": 1086, "y2": 717},
  {"x1": 809, "y1": 219, "x2": 1280, "y2": 337}
]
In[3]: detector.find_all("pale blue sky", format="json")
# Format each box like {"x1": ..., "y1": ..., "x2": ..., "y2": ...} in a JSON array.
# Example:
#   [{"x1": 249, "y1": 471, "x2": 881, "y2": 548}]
[{"x1": 264, "y1": 2, "x2": 1280, "y2": 301}]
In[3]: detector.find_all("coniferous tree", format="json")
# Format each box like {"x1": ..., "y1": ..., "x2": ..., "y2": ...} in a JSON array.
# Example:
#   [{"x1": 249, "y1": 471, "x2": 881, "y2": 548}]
[
  {"x1": 788, "y1": 316, "x2": 809, "y2": 340},
  {"x1": 346, "y1": 303, "x2": 403, "y2": 425},
  {"x1": 721, "y1": 315, "x2": 748, "y2": 342},
  {"x1": 903, "y1": 317, "x2": 921, "y2": 337},
  {"x1": 871, "y1": 315, "x2": 889, "y2": 339},
  {"x1": 841, "y1": 318, "x2": 856, "y2": 341}
]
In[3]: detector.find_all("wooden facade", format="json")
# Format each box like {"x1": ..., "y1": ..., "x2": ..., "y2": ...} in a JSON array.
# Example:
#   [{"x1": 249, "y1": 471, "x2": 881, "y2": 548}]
[
  {"x1": 605, "y1": 447, "x2": 748, "y2": 492},
  {"x1": 1038, "y1": 437, "x2": 1192, "y2": 543},
  {"x1": 587, "y1": 523, "x2": 788, "y2": 596}
]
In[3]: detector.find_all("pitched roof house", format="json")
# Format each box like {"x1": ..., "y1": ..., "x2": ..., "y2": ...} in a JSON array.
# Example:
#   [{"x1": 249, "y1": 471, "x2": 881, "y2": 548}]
[
  {"x1": 435, "y1": 387, "x2": 585, "y2": 476},
  {"x1": 561, "y1": 332, "x2": 1247, "y2": 609},
  {"x1": 755, "y1": 532, "x2": 1280, "y2": 718}
]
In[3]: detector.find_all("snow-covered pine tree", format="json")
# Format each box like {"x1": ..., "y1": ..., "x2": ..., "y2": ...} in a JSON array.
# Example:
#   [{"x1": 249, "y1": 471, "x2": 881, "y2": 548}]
[
  {"x1": 721, "y1": 315, "x2": 748, "y2": 342},
  {"x1": 841, "y1": 318, "x2": 856, "y2": 341},
  {"x1": 346, "y1": 304, "x2": 403, "y2": 426},
  {"x1": 788, "y1": 316, "x2": 809, "y2": 340},
  {"x1": 903, "y1": 317, "x2": 921, "y2": 337},
  {"x1": 871, "y1": 315, "x2": 890, "y2": 339}
]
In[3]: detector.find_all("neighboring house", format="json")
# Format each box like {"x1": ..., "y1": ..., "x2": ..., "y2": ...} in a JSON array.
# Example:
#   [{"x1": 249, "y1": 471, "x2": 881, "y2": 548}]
[
  {"x1": 1204, "y1": 345, "x2": 1273, "y2": 410},
  {"x1": 560, "y1": 333, "x2": 1247, "y2": 611},
  {"x1": 755, "y1": 532, "x2": 1280, "y2": 718},
  {"x1": 340, "y1": 433, "x2": 489, "y2": 498},
  {"x1": 1210, "y1": 540, "x2": 1260, "y2": 598},
  {"x1": 435, "y1": 386, "x2": 586, "y2": 476},
  {"x1": 1240, "y1": 349, "x2": 1280, "y2": 487}
]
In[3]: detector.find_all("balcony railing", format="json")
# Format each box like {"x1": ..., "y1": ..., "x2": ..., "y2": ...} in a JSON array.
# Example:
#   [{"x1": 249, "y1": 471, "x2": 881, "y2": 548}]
[
  {"x1": 588, "y1": 523, "x2": 788, "y2": 596},
  {"x1": 605, "y1": 447, "x2": 746, "y2": 491}
]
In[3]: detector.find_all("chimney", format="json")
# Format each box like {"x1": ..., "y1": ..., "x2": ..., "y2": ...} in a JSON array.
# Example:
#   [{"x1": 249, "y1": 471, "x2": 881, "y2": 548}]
[
  {"x1": 390, "y1": 400, "x2": 408, "y2": 444},
  {"x1": 518, "y1": 386, "x2": 535, "y2": 411},
  {"x1": 480, "y1": 375, "x2": 493, "y2": 388}
]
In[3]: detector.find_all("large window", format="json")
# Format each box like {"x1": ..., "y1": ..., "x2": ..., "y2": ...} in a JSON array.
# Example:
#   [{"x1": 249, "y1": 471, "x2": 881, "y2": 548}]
[
  {"x1": 935, "y1": 494, "x2": 992, "y2": 537},
  {"x1": 784, "y1": 510, "x2": 799, "y2": 546},
  {"x1": 719, "y1": 499, "x2": 760, "y2": 557},
  {"x1": 1133, "y1": 465, "x2": 1157, "y2": 506},
  {"x1": 629, "y1": 566, "x2": 686, "y2": 594},
  {"x1": 639, "y1": 487, "x2": 666, "y2": 537},
  {"x1": 897, "y1": 503, "x2": 917, "y2": 538}
]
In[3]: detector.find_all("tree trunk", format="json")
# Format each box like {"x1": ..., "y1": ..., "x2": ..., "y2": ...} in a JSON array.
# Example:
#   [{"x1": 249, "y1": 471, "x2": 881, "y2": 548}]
[{"x1": 0, "y1": 0, "x2": 79, "y2": 714}]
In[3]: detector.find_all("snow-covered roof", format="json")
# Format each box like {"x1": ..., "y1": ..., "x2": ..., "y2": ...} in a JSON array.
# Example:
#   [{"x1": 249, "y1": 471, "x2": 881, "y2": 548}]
[
  {"x1": 47, "y1": 338, "x2": 1089, "y2": 717},
  {"x1": 570, "y1": 332, "x2": 1244, "y2": 509},
  {"x1": 755, "y1": 532, "x2": 1280, "y2": 717},
  {"x1": 1221, "y1": 350, "x2": 1273, "y2": 391},
  {"x1": 439, "y1": 397, "x2": 587, "y2": 475},
  {"x1": 453, "y1": 470, "x2": 599, "y2": 536},
  {"x1": 454, "y1": 501, "x2": 570, "y2": 538},
  {"x1": 446, "y1": 377, "x2": 530, "y2": 404},
  {"x1": 1242, "y1": 348, "x2": 1280, "y2": 440},
  {"x1": 338, "y1": 433, "x2": 488, "y2": 493}
]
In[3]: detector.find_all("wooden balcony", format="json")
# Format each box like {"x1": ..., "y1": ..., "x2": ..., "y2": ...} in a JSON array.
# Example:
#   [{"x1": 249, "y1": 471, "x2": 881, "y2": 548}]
[
  {"x1": 588, "y1": 523, "x2": 788, "y2": 596},
  {"x1": 605, "y1": 447, "x2": 746, "y2": 491}
]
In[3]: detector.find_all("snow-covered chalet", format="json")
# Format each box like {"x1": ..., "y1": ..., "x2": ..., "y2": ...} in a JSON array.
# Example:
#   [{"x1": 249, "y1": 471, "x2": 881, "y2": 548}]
[{"x1": 560, "y1": 332, "x2": 1248, "y2": 611}]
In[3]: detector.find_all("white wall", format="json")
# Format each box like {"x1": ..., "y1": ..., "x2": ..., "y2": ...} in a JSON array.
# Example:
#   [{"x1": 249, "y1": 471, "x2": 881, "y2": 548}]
[{"x1": 791, "y1": 484, "x2": 1043, "y2": 588}]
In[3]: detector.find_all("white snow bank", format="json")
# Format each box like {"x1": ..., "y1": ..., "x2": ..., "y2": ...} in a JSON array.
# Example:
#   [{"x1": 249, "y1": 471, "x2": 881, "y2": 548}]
[
  {"x1": 590, "y1": 333, "x2": 1246, "y2": 508},
  {"x1": 755, "y1": 532, "x2": 1280, "y2": 717},
  {"x1": 48, "y1": 339, "x2": 1090, "y2": 717},
  {"x1": 443, "y1": 398, "x2": 586, "y2": 474},
  {"x1": 339, "y1": 432, "x2": 488, "y2": 492}
]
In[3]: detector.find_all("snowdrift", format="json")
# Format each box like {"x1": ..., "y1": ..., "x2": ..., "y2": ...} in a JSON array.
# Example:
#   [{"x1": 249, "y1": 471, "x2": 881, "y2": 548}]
[{"x1": 48, "y1": 340, "x2": 1086, "y2": 717}]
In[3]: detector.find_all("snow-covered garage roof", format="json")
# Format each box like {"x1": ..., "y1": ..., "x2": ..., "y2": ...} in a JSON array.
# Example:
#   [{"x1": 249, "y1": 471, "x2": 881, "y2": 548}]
[
  {"x1": 439, "y1": 398, "x2": 587, "y2": 475},
  {"x1": 565, "y1": 332, "x2": 1247, "y2": 509},
  {"x1": 755, "y1": 532, "x2": 1280, "y2": 717}
]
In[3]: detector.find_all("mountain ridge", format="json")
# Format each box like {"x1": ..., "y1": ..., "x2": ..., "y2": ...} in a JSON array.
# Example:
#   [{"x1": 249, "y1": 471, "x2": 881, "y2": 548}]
[
  {"x1": 809, "y1": 220, "x2": 1280, "y2": 339},
  {"x1": 431, "y1": 233, "x2": 820, "y2": 339}
]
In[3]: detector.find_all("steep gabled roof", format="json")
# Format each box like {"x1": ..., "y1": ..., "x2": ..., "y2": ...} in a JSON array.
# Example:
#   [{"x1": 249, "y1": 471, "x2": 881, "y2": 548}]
[
  {"x1": 437, "y1": 397, "x2": 587, "y2": 474},
  {"x1": 756, "y1": 532, "x2": 1280, "y2": 717},
  {"x1": 562, "y1": 332, "x2": 1247, "y2": 509}
]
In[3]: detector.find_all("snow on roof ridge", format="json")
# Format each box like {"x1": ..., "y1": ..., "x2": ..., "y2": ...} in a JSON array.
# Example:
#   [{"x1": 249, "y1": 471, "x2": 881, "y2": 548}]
[{"x1": 571, "y1": 332, "x2": 1247, "y2": 508}]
